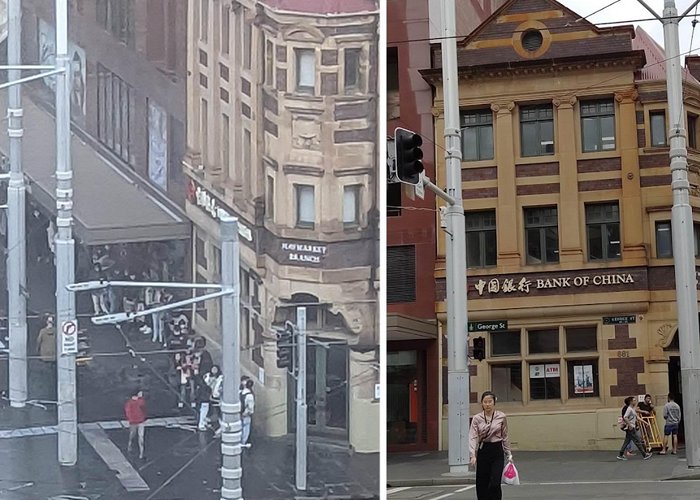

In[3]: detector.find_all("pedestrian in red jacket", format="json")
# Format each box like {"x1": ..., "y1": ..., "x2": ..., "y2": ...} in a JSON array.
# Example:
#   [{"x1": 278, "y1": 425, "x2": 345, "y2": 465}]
[{"x1": 125, "y1": 390, "x2": 147, "y2": 459}]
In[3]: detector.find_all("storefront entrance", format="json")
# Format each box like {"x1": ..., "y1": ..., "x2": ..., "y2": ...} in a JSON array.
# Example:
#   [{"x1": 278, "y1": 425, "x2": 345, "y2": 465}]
[
  {"x1": 668, "y1": 355, "x2": 685, "y2": 443},
  {"x1": 288, "y1": 342, "x2": 349, "y2": 440},
  {"x1": 387, "y1": 349, "x2": 426, "y2": 447}
]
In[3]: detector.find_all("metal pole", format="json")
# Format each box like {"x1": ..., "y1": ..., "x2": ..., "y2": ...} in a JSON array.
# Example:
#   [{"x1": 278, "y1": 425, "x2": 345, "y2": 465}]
[
  {"x1": 55, "y1": 0, "x2": 77, "y2": 466},
  {"x1": 7, "y1": 0, "x2": 27, "y2": 408},
  {"x1": 660, "y1": 0, "x2": 700, "y2": 468},
  {"x1": 441, "y1": 0, "x2": 470, "y2": 473},
  {"x1": 219, "y1": 213, "x2": 242, "y2": 500},
  {"x1": 295, "y1": 306, "x2": 307, "y2": 491}
]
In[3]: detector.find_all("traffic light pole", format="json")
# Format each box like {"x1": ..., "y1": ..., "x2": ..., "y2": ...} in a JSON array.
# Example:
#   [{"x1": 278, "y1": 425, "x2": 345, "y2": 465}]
[
  {"x1": 295, "y1": 306, "x2": 307, "y2": 491},
  {"x1": 440, "y1": 0, "x2": 470, "y2": 474}
]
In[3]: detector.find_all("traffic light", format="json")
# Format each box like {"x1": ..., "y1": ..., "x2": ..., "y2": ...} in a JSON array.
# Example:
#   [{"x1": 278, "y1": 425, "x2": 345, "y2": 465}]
[
  {"x1": 473, "y1": 337, "x2": 486, "y2": 361},
  {"x1": 276, "y1": 322, "x2": 295, "y2": 370},
  {"x1": 394, "y1": 127, "x2": 424, "y2": 185}
]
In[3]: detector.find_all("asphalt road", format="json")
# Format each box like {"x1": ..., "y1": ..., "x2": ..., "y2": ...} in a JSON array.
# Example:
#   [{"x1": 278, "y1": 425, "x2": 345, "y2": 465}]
[{"x1": 387, "y1": 480, "x2": 700, "y2": 500}]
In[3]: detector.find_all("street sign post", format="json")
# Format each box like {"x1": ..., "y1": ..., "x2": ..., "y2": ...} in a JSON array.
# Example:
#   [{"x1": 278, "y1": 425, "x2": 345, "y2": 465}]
[
  {"x1": 60, "y1": 320, "x2": 78, "y2": 355},
  {"x1": 468, "y1": 320, "x2": 508, "y2": 332},
  {"x1": 602, "y1": 315, "x2": 636, "y2": 325}
]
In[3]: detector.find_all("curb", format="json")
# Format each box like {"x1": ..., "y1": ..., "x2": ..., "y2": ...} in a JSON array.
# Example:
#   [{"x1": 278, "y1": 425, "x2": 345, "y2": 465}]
[{"x1": 387, "y1": 477, "x2": 476, "y2": 487}]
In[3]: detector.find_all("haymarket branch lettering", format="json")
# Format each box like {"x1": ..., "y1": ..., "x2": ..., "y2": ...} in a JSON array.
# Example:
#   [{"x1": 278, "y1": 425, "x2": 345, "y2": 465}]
[
  {"x1": 281, "y1": 241, "x2": 327, "y2": 265},
  {"x1": 472, "y1": 272, "x2": 637, "y2": 297}
]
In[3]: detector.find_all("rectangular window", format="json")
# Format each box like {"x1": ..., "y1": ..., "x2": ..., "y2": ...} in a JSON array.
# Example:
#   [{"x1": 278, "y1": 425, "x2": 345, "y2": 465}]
[
  {"x1": 344, "y1": 48, "x2": 362, "y2": 92},
  {"x1": 650, "y1": 111, "x2": 667, "y2": 146},
  {"x1": 581, "y1": 99, "x2": 616, "y2": 152},
  {"x1": 343, "y1": 185, "x2": 360, "y2": 226},
  {"x1": 585, "y1": 203, "x2": 620, "y2": 261},
  {"x1": 266, "y1": 176, "x2": 274, "y2": 219},
  {"x1": 243, "y1": 14, "x2": 252, "y2": 69},
  {"x1": 200, "y1": 0, "x2": 208, "y2": 42},
  {"x1": 520, "y1": 104, "x2": 554, "y2": 156},
  {"x1": 492, "y1": 364, "x2": 523, "y2": 402},
  {"x1": 566, "y1": 326, "x2": 597, "y2": 352},
  {"x1": 656, "y1": 220, "x2": 672, "y2": 258},
  {"x1": 195, "y1": 235, "x2": 207, "y2": 269},
  {"x1": 243, "y1": 129, "x2": 251, "y2": 190},
  {"x1": 387, "y1": 245, "x2": 416, "y2": 303},
  {"x1": 387, "y1": 47, "x2": 400, "y2": 120},
  {"x1": 525, "y1": 206, "x2": 559, "y2": 264},
  {"x1": 296, "y1": 49, "x2": 315, "y2": 93},
  {"x1": 265, "y1": 40, "x2": 274, "y2": 85},
  {"x1": 222, "y1": 114, "x2": 229, "y2": 170},
  {"x1": 689, "y1": 113, "x2": 698, "y2": 149},
  {"x1": 465, "y1": 210, "x2": 497, "y2": 268},
  {"x1": 200, "y1": 98, "x2": 208, "y2": 163},
  {"x1": 296, "y1": 185, "x2": 315, "y2": 228},
  {"x1": 96, "y1": 64, "x2": 133, "y2": 165},
  {"x1": 97, "y1": 0, "x2": 134, "y2": 45},
  {"x1": 529, "y1": 362, "x2": 561, "y2": 400},
  {"x1": 387, "y1": 183, "x2": 401, "y2": 217},
  {"x1": 528, "y1": 328, "x2": 559, "y2": 354},
  {"x1": 221, "y1": 3, "x2": 230, "y2": 54},
  {"x1": 567, "y1": 360, "x2": 599, "y2": 398},
  {"x1": 491, "y1": 331, "x2": 521, "y2": 356},
  {"x1": 461, "y1": 110, "x2": 493, "y2": 161}
]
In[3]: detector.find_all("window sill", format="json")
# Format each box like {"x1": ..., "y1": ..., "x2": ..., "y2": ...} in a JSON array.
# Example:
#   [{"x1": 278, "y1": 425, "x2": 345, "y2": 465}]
[
  {"x1": 461, "y1": 160, "x2": 497, "y2": 169},
  {"x1": 577, "y1": 150, "x2": 620, "y2": 160},
  {"x1": 515, "y1": 155, "x2": 558, "y2": 165},
  {"x1": 641, "y1": 146, "x2": 670, "y2": 154}
]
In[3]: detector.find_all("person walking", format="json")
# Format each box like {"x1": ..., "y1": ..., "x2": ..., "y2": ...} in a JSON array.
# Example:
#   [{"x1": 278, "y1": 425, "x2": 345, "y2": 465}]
[
  {"x1": 240, "y1": 379, "x2": 255, "y2": 446},
  {"x1": 124, "y1": 390, "x2": 147, "y2": 459},
  {"x1": 196, "y1": 376, "x2": 212, "y2": 431},
  {"x1": 618, "y1": 398, "x2": 652, "y2": 460},
  {"x1": 469, "y1": 391, "x2": 513, "y2": 500},
  {"x1": 36, "y1": 315, "x2": 57, "y2": 400},
  {"x1": 660, "y1": 393, "x2": 682, "y2": 455},
  {"x1": 205, "y1": 365, "x2": 223, "y2": 435}
]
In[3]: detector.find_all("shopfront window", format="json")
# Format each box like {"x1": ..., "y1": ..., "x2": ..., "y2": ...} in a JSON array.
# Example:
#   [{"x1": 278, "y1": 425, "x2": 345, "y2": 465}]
[
  {"x1": 492, "y1": 363, "x2": 523, "y2": 402},
  {"x1": 529, "y1": 362, "x2": 561, "y2": 400},
  {"x1": 491, "y1": 331, "x2": 521, "y2": 356},
  {"x1": 528, "y1": 328, "x2": 559, "y2": 354},
  {"x1": 567, "y1": 360, "x2": 599, "y2": 398}
]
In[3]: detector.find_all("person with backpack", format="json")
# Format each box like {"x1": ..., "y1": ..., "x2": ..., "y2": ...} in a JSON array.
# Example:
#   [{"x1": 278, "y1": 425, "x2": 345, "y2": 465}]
[
  {"x1": 660, "y1": 393, "x2": 682, "y2": 455},
  {"x1": 240, "y1": 379, "x2": 255, "y2": 446},
  {"x1": 618, "y1": 398, "x2": 652, "y2": 460}
]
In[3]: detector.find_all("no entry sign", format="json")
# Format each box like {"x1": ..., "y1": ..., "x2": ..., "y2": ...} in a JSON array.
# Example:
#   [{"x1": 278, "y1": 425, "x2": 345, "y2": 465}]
[{"x1": 61, "y1": 320, "x2": 78, "y2": 355}]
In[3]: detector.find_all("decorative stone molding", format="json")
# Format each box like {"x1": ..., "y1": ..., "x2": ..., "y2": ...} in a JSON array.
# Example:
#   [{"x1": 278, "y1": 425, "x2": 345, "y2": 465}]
[
  {"x1": 553, "y1": 95, "x2": 577, "y2": 109},
  {"x1": 615, "y1": 89, "x2": 639, "y2": 104},
  {"x1": 490, "y1": 102, "x2": 515, "y2": 114},
  {"x1": 657, "y1": 323, "x2": 677, "y2": 348}
]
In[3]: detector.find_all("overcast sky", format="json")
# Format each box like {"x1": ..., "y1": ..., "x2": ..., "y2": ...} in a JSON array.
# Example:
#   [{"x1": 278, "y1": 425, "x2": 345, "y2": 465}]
[{"x1": 560, "y1": 0, "x2": 700, "y2": 54}]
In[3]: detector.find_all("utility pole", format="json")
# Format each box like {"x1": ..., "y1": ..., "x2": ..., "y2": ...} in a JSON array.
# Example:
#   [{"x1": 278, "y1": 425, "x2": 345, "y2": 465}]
[
  {"x1": 441, "y1": 0, "x2": 470, "y2": 474},
  {"x1": 219, "y1": 213, "x2": 243, "y2": 500},
  {"x1": 7, "y1": 0, "x2": 28, "y2": 409},
  {"x1": 635, "y1": 0, "x2": 700, "y2": 469},
  {"x1": 54, "y1": 0, "x2": 77, "y2": 466},
  {"x1": 295, "y1": 306, "x2": 307, "y2": 491}
]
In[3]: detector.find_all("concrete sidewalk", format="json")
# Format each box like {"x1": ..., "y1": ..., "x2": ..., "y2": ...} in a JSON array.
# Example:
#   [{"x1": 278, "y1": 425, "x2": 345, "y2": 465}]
[{"x1": 388, "y1": 448, "x2": 700, "y2": 487}]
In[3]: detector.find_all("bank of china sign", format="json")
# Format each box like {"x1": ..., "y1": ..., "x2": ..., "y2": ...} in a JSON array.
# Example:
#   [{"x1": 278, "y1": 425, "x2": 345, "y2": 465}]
[{"x1": 473, "y1": 272, "x2": 635, "y2": 296}]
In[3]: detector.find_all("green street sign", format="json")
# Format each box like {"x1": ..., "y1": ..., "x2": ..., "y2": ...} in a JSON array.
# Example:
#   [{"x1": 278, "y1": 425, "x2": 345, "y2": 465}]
[
  {"x1": 468, "y1": 320, "x2": 508, "y2": 332},
  {"x1": 603, "y1": 315, "x2": 636, "y2": 325}
]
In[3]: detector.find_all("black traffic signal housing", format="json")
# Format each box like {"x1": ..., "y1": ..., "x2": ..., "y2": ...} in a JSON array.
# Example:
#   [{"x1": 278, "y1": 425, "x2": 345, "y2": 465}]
[
  {"x1": 473, "y1": 337, "x2": 486, "y2": 361},
  {"x1": 276, "y1": 322, "x2": 295, "y2": 370},
  {"x1": 394, "y1": 127, "x2": 424, "y2": 185}
]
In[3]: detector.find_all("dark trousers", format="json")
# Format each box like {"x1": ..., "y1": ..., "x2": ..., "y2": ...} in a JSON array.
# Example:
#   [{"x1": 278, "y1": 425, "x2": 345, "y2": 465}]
[
  {"x1": 476, "y1": 441, "x2": 504, "y2": 500},
  {"x1": 619, "y1": 428, "x2": 646, "y2": 456}
]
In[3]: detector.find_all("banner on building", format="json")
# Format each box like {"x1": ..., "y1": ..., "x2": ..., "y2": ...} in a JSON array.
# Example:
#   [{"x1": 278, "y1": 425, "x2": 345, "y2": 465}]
[
  {"x1": 38, "y1": 18, "x2": 87, "y2": 122},
  {"x1": 148, "y1": 100, "x2": 168, "y2": 190}
]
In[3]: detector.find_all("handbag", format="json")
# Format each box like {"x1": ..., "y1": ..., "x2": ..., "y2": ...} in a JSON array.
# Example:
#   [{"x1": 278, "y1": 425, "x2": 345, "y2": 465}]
[{"x1": 502, "y1": 461, "x2": 520, "y2": 485}]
